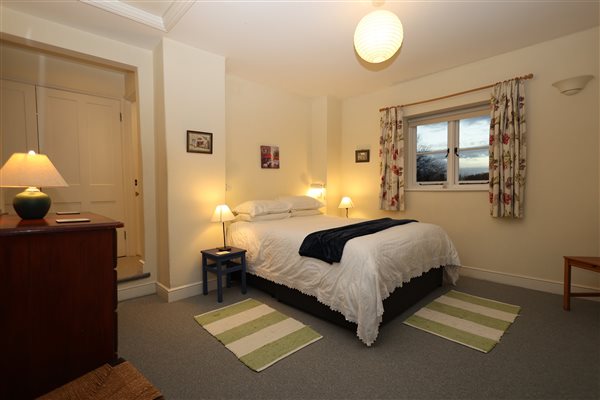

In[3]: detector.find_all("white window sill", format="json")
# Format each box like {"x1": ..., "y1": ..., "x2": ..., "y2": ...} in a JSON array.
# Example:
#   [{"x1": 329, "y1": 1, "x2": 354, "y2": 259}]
[{"x1": 406, "y1": 185, "x2": 488, "y2": 192}]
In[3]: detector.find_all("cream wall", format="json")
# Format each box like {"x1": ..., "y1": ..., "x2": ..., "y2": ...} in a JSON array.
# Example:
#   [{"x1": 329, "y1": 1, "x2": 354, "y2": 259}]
[
  {"x1": 225, "y1": 75, "x2": 311, "y2": 208},
  {"x1": 2, "y1": 6, "x2": 597, "y2": 298},
  {"x1": 310, "y1": 97, "x2": 329, "y2": 190},
  {"x1": 153, "y1": 41, "x2": 170, "y2": 288},
  {"x1": 325, "y1": 97, "x2": 342, "y2": 217},
  {"x1": 310, "y1": 97, "x2": 343, "y2": 216},
  {"x1": 157, "y1": 38, "x2": 226, "y2": 290},
  {"x1": 0, "y1": 7, "x2": 158, "y2": 296},
  {"x1": 342, "y1": 27, "x2": 600, "y2": 290}
]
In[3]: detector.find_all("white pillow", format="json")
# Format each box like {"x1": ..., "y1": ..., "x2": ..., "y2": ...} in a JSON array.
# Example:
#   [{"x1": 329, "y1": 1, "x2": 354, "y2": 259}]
[
  {"x1": 290, "y1": 209, "x2": 323, "y2": 217},
  {"x1": 233, "y1": 200, "x2": 290, "y2": 217},
  {"x1": 278, "y1": 195, "x2": 324, "y2": 211},
  {"x1": 236, "y1": 212, "x2": 291, "y2": 222}
]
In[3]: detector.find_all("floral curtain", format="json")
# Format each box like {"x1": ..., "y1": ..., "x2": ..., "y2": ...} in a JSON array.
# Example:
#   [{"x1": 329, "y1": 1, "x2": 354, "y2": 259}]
[
  {"x1": 379, "y1": 106, "x2": 405, "y2": 211},
  {"x1": 489, "y1": 79, "x2": 527, "y2": 218}
]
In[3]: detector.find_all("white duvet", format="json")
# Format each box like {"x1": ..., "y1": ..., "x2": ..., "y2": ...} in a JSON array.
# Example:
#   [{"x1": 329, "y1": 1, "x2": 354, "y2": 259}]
[{"x1": 227, "y1": 215, "x2": 461, "y2": 346}]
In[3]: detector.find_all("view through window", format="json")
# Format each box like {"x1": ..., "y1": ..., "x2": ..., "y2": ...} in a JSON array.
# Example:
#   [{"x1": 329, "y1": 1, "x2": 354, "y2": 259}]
[{"x1": 410, "y1": 107, "x2": 490, "y2": 190}]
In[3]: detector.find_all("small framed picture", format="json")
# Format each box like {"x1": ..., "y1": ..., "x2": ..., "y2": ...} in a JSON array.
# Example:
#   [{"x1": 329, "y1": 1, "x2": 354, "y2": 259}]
[
  {"x1": 355, "y1": 149, "x2": 370, "y2": 163},
  {"x1": 260, "y1": 145, "x2": 280, "y2": 169},
  {"x1": 187, "y1": 131, "x2": 213, "y2": 154}
]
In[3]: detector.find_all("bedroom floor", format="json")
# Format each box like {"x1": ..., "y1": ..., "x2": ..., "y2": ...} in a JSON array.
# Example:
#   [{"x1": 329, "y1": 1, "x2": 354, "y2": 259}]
[{"x1": 117, "y1": 276, "x2": 599, "y2": 400}]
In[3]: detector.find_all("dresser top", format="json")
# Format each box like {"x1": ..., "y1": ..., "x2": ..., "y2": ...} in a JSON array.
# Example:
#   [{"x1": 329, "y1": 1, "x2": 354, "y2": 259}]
[{"x1": 0, "y1": 212, "x2": 123, "y2": 236}]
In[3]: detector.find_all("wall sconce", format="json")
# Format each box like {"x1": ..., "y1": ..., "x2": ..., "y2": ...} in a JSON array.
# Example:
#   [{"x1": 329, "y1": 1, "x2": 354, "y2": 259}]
[
  {"x1": 338, "y1": 196, "x2": 354, "y2": 218},
  {"x1": 308, "y1": 183, "x2": 325, "y2": 199},
  {"x1": 552, "y1": 75, "x2": 594, "y2": 96}
]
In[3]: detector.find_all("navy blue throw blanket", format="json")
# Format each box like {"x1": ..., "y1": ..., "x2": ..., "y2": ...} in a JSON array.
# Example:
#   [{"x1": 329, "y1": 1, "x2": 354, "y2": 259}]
[{"x1": 298, "y1": 218, "x2": 417, "y2": 264}]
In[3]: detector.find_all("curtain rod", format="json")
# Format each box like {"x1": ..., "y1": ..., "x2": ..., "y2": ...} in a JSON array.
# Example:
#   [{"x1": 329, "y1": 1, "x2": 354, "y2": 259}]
[{"x1": 379, "y1": 73, "x2": 534, "y2": 112}]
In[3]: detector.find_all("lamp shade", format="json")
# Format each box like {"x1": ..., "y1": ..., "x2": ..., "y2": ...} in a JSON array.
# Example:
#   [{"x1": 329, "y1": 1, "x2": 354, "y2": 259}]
[
  {"x1": 211, "y1": 204, "x2": 235, "y2": 223},
  {"x1": 354, "y1": 10, "x2": 404, "y2": 64},
  {"x1": 0, "y1": 151, "x2": 68, "y2": 188},
  {"x1": 338, "y1": 196, "x2": 354, "y2": 209},
  {"x1": 0, "y1": 151, "x2": 68, "y2": 219}
]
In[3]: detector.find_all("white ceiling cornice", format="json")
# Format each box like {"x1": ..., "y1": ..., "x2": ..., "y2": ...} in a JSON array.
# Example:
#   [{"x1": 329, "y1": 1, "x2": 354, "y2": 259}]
[
  {"x1": 162, "y1": 1, "x2": 196, "y2": 32},
  {"x1": 79, "y1": 0, "x2": 195, "y2": 32}
]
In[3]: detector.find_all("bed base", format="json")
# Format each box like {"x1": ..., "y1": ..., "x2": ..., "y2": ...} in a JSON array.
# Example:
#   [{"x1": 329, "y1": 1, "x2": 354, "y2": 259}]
[{"x1": 245, "y1": 267, "x2": 443, "y2": 331}]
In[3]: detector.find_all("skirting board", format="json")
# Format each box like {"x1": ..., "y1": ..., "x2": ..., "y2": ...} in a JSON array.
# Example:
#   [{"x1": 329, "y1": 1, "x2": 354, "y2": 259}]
[
  {"x1": 117, "y1": 280, "x2": 156, "y2": 302},
  {"x1": 155, "y1": 277, "x2": 219, "y2": 303},
  {"x1": 460, "y1": 265, "x2": 600, "y2": 301},
  {"x1": 121, "y1": 267, "x2": 600, "y2": 303}
]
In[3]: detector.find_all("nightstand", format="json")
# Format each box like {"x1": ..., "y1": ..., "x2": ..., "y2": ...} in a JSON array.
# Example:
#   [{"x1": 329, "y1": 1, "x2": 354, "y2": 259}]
[{"x1": 201, "y1": 247, "x2": 247, "y2": 302}]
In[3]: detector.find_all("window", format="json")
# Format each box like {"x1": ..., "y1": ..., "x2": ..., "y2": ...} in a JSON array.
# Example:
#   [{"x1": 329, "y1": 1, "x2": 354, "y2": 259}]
[{"x1": 408, "y1": 105, "x2": 490, "y2": 190}]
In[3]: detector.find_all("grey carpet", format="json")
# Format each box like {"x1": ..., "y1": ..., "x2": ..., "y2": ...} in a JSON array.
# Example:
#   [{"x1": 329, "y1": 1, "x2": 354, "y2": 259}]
[{"x1": 118, "y1": 276, "x2": 599, "y2": 400}]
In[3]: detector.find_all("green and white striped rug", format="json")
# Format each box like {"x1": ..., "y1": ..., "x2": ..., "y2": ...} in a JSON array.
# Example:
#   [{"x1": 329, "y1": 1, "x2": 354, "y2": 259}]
[
  {"x1": 194, "y1": 298, "x2": 322, "y2": 372},
  {"x1": 403, "y1": 290, "x2": 520, "y2": 353}
]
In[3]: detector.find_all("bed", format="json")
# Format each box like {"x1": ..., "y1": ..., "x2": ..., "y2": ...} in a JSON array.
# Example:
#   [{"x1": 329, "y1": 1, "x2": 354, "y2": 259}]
[{"x1": 227, "y1": 209, "x2": 461, "y2": 346}]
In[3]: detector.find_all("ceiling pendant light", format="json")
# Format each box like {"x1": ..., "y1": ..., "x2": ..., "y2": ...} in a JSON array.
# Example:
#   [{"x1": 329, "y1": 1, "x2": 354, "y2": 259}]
[{"x1": 354, "y1": 9, "x2": 404, "y2": 64}]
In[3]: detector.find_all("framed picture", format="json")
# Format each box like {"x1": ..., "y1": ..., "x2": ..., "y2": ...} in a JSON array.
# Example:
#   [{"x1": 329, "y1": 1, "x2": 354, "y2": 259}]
[
  {"x1": 260, "y1": 145, "x2": 280, "y2": 169},
  {"x1": 355, "y1": 149, "x2": 370, "y2": 163},
  {"x1": 187, "y1": 131, "x2": 213, "y2": 154}
]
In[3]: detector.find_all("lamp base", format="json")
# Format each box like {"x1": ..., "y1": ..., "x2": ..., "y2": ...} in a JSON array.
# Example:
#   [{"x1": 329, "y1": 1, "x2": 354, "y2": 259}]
[
  {"x1": 13, "y1": 187, "x2": 51, "y2": 219},
  {"x1": 217, "y1": 246, "x2": 232, "y2": 252}
]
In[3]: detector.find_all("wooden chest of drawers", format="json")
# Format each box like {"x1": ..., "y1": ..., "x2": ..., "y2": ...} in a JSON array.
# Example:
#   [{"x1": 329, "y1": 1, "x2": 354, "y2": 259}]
[{"x1": 0, "y1": 213, "x2": 123, "y2": 399}]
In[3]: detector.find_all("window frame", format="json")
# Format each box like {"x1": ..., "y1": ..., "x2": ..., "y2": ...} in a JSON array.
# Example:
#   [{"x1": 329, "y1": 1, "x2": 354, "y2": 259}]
[{"x1": 407, "y1": 104, "x2": 490, "y2": 192}]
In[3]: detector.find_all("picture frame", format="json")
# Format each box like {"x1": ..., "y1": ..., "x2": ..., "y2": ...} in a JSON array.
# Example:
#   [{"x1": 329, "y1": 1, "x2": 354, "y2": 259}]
[
  {"x1": 187, "y1": 131, "x2": 213, "y2": 154},
  {"x1": 260, "y1": 145, "x2": 280, "y2": 169},
  {"x1": 355, "y1": 149, "x2": 370, "y2": 163}
]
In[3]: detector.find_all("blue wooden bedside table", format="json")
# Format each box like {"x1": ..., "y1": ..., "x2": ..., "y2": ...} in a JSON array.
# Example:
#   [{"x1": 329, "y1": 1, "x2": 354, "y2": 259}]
[{"x1": 201, "y1": 247, "x2": 247, "y2": 302}]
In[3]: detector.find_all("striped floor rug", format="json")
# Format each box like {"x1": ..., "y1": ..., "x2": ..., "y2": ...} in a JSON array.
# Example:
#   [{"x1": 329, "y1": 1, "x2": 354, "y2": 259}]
[
  {"x1": 403, "y1": 290, "x2": 520, "y2": 353},
  {"x1": 194, "y1": 298, "x2": 322, "y2": 372}
]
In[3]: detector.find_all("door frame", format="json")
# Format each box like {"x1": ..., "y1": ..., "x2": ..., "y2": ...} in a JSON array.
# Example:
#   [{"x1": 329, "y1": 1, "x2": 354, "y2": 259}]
[{"x1": 120, "y1": 99, "x2": 143, "y2": 257}]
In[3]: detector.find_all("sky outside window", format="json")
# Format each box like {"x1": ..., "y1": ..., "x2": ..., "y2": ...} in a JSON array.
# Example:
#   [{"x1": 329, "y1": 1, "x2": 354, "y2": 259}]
[
  {"x1": 416, "y1": 122, "x2": 447, "y2": 152},
  {"x1": 459, "y1": 116, "x2": 490, "y2": 180}
]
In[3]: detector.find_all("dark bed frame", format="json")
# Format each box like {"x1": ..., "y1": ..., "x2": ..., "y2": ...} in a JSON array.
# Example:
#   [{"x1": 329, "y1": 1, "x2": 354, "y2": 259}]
[{"x1": 244, "y1": 267, "x2": 443, "y2": 331}]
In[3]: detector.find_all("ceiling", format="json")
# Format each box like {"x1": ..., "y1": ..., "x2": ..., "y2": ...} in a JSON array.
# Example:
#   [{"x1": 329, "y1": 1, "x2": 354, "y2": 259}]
[{"x1": 2, "y1": 0, "x2": 599, "y2": 99}]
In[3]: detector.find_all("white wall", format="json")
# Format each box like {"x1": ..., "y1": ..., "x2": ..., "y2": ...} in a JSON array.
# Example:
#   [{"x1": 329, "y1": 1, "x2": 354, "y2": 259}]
[
  {"x1": 310, "y1": 97, "x2": 343, "y2": 215},
  {"x1": 0, "y1": 7, "x2": 158, "y2": 296},
  {"x1": 310, "y1": 97, "x2": 328, "y2": 190},
  {"x1": 4, "y1": 6, "x2": 597, "y2": 298},
  {"x1": 153, "y1": 41, "x2": 170, "y2": 287},
  {"x1": 325, "y1": 97, "x2": 342, "y2": 217},
  {"x1": 342, "y1": 27, "x2": 600, "y2": 290},
  {"x1": 157, "y1": 38, "x2": 226, "y2": 290},
  {"x1": 225, "y1": 75, "x2": 311, "y2": 208}
]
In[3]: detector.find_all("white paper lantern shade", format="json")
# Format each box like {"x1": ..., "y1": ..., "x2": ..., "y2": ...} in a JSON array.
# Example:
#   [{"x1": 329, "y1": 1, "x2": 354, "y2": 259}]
[{"x1": 354, "y1": 10, "x2": 404, "y2": 64}]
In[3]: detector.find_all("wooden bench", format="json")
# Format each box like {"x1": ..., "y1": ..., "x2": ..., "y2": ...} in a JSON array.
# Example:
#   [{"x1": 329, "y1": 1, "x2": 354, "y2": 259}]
[
  {"x1": 563, "y1": 256, "x2": 600, "y2": 310},
  {"x1": 39, "y1": 361, "x2": 162, "y2": 400}
]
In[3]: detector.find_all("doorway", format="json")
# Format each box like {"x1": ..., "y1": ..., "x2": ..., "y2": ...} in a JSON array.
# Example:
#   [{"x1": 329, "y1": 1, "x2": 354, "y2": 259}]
[{"x1": 0, "y1": 43, "x2": 145, "y2": 281}]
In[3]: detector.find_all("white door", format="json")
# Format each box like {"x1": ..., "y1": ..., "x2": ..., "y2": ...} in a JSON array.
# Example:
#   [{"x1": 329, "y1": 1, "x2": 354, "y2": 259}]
[
  {"x1": 36, "y1": 87, "x2": 127, "y2": 255},
  {"x1": 0, "y1": 80, "x2": 39, "y2": 213}
]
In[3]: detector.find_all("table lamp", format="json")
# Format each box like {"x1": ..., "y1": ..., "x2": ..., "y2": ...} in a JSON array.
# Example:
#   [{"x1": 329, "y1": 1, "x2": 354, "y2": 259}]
[
  {"x1": 338, "y1": 196, "x2": 354, "y2": 218},
  {"x1": 211, "y1": 204, "x2": 235, "y2": 251},
  {"x1": 0, "y1": 151, "x2": 68, "y2": 219}
]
